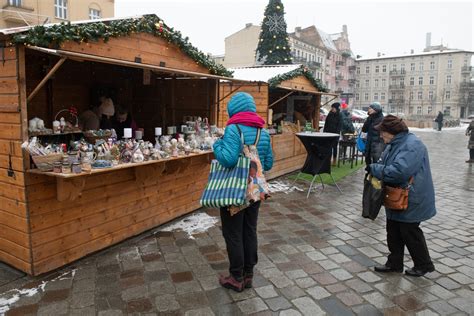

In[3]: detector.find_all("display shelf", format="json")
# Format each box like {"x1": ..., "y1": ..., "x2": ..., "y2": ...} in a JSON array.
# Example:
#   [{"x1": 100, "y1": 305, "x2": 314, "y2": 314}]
[{"x1": 29, "y1": 130, "x2": 84, "y2": 137}]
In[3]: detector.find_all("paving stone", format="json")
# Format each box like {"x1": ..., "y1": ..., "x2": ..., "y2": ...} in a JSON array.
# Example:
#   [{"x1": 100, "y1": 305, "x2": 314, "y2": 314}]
[
  {"x1": 291, "y1": 296, "x2": 326, "y2": 315},
  {"x1": 155, "y1": 294, "x2": 180, "y2": 312},
  {"x1": 363, "y1": 292, "x2": 395, "y2": 309},
  {"x1": 279, "y1": 309, "x2": 303, "y2": 316},
  {"x1": 306, "y1": 286, "x2": 331, "y2": 300},
  {"x1": 37, "y1": 301, "x2": 69, "y2": 316},
  {"x1": 126, "y1": 298, "x2": 153, "y2": 313},
  {"x1": 175, "y1": 280, "x2": 203, "y2": 294},
  {"x1": 236, "y1": 297, "x2": 268, "y2": 314},
  {"x1": 435, "y1": 277, "x2": 461, "y2": 290},
  {"x1": 269, "y1": 275, "x2": 294, "y2": 289},
  {"x1": 255, "y1": 285, "x2": 279, "y2": 299},
  {"x1": 177, "y1": 292, "x2": 209, "y2": 310},
  {"x1": 345, "y1": 278, "x2": 373, "y2": 293},
  {"x1": 393, "y1": 293, "x2": 425, "y2": 311},
  {"x1": 280, "y1": 285, "x2": 306, "y2": 300},
  {"x1": 352, "y1": 304, "x2": 383, "y2": 316},
  {"x1": 97, "y1": 310, "x2": 124, "y2": 316},
  {"x1": 121, "y1": 285, "x2": 148, "y2": 301},
  {"x1": 448, "y1": 297, "x2": 474, "y2": 314},
  {"x1": 357, "y1": 271, "x2": 382, "y2": 283},
  {"x1": 427, "y1": 300, "x2": 459, "y2": 315},
  {"x1": 329, "y1": 268, "x2": 353, "y2": 281},
  {"x1": 294, "y1": 277, "x2": 317, "y2": 289},
  {"x1": 414, "y1": 309, "x2": 439, "y2": 316},
  {"x1": 265, "y1": 296, "x2": 292, "y2": 311},
  {"x1": 424, "y1": 284, "x2": 457, "y2": 300},
  {"x1": 70, "y1": 291, "x2": 95, "y2": 309},
  {"x1": 336, "y1": 291, "x2": 364, "y2": 306},
  {"x1": 184, "y1": 307, "x2": 215, "y2": 316},
  {"x1": 319, "y1": 298, "x2": 354, "y2": 316},
  {"x1": 284, "y1": 269, "x2": 308, "y2": 279}
]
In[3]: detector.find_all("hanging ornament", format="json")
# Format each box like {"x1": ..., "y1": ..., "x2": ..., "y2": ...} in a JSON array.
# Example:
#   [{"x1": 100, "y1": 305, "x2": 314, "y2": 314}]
[
  {"x1": 276, "y1": 60, "x2": 280, "y2": 64},
  {"x1": 265, "y1": 14, "x2": 286, "y2": 34},
  {"x1": 276, "y1": 5, "x2": 281, "y2": 9},
  {"x1": 273, "y1": 35, "x2": 276, "y2": 39},
  {"x1": 276, "y1": 46, "x2": 280, "y2": 49},
  {"x1": 269, "y1": 50, "x2": 273, "y2": 53}
]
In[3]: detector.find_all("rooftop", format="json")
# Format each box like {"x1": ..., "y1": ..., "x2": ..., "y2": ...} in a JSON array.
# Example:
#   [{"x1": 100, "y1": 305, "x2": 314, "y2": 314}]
[
  {"x1": 229, "y1": 64, "x2": 302, "y2": 82},
  {"x1": 357, "y1": 49, "x2": 474, "y2": 61}
]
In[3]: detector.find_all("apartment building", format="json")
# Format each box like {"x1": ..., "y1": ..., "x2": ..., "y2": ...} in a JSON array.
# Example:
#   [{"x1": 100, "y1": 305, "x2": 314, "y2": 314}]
[
  {"x1": 0, "y1": 0, "x2": 114, "y2": 29},
  {"x1": 354, "y1": 46, "x2": 473, "y2": 118}
]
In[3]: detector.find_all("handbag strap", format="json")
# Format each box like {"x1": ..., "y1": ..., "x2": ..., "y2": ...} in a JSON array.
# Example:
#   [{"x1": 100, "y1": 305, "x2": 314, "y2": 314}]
[{"x1": 235, "y1": 124, "x2": 261, "y2": 146}]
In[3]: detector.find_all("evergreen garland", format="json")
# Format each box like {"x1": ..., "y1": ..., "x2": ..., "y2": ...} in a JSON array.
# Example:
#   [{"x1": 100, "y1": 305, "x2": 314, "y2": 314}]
[
  {"x1": 255, "y1": 0, "x2": 292, "y2": 65},
  {"x1": 10, "y1": 14, "x2": 232, "y2": 77},
  {"x1": 268, "y1": 66, "x2": 328, "y2": 92}
]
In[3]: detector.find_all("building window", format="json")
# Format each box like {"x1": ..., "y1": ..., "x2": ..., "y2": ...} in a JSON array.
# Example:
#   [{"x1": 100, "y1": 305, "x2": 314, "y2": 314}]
[
  {"x1": 410, "y1": 92, "x2": 414, "y2": 100},
  {"x1": 374, "y1": 93, "x2": 379, "y2": 101},
  {"x1": 401, "y1": 64, "x2": 405, "y2": 71},
  {"x1": 365, "y1": 80, "x2": 369, "y2": 87},
  {"x1": 419, "y1": 77, "x2": 423, "y2": 85},
  {"x1": 382, "y1": 65, "x2": 387, "y2": 73},
  {"x1": 409, "y1": 106, "x2": 414, "y2": 114},
  {"x1": 366, "y1": 66, "x2": 370, "y2": 74},
  {"x1": 445, "y1": 91, "x2": 450, "y2": 99},
  {"x1": 428, "y1": 106, "x2": 432, "y2": 113},
  {"x1": 89, "y1": 8, "x2": 101, "y2": 20},
  {"x1": 381, "y1": 92, "x2": 386, "y2": 100},
  {"x1": 400, "y1": 77, "x2": 405, "y2": 86},
  {"x1": 375, "y1": 66, "x2": 379, "y2": 73},
  {"x1": 444, "y1": 106, "x2": 451, "y2": 116},
  {"x1": 429, "y1": 76, "x2": 434, "y2": 85},
  {"x1": 392, "y1": 64, "x2": 397, "y2": 71},
  {"x1": 430, "y1": 61, "x2": 435, "y2": 70},
  {"x1": 374, "y1": 79, "x2": 379, "y2": 87},
  {"x1": 356, "y1": 93, "x2": 360, "y2": 101},
  {"x1": 411, "y1": 63, "x2": 415, "y2": 71},
  {"x1": 419, "y1": 62, "x2": 424, "y2": 71},
  {"x1": 410, "y1": 77, "x2": 414, "y2": 85},
  {"x1": 382, "y1": 79, "x2": 386, "y2": 87},
  {"x1": 8, "y1": 0, "x2": 22, "y2": 6},
  {"x1": 447, "y1": 59, "x2": 452, "y2": 69},
  {"x1": 356, "y1": 67, "x2": 360, "y2": 74},
  {"x1": 364, "y1": 93, "x2": 369, "y2": 101},
  {"x1": 429, "y1": 91, "x2": 434, "y2": 100},
  {"x1": 356, "y1": 82, "x2": 360, "y2": 88},
  {"x1": 391, "y1": 78, "x2": 396, "y2": 85},
  {"x1": 391, "y1": 92, "x2": 396, "y2": 100},
  {"x1": 417, "y1": 106, "x2": 422, "y2": 114},
  {"x1": 55, "y1": 0, "x2": 68, "y2": 19},
  {"x1": 418, "y1": 91, "x2": 423, "y2": 100},
  {"x1": 446, "y1": 75, "x2": 452, "y2": 84},
  {"x1": 398, "y1": 105, "x2": 404, "y2": 113}
]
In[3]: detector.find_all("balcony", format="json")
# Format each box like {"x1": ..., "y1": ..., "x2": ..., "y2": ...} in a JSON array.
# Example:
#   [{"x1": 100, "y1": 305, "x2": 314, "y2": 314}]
[
  {"x1": 336, "y1": 61, "x2": 345, "y2": 66},
  {"x1": 389, "y1": 84, "x2": 405, "y2": 90},
  {"x1": 389, "y1": 98, "x2": 405, "y2": 104},
  {"x1": 348, "y1": 79, "x2": 356, "y2": 85},
  {"x1": 1, "y1": 5, "x2": 41, "y2": 26},
  {"x1": 461, "y1": 66, "x2": 472, "y2": 73},
  {"x1": 336, "y1": 74, "x2": 344, "y2": 80},
  {"x1": 348, "y1": 65, "x2": 356, "y2": 72},
  {"x1": 389, "y1": 70, "x2": 406, "y2": 76},
  {"x1": 335, "y1": 89, "x2": 344, "y2": 94}
]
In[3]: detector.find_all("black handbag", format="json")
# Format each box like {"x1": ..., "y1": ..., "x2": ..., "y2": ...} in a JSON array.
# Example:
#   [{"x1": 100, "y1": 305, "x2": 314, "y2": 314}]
[{"x1": 362, "y1": 173, "x2": 384, "y2": 220}]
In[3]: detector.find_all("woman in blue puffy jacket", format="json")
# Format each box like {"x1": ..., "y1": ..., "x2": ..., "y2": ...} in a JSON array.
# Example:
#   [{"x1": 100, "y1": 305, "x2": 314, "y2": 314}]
[
  {"x1": 213, "y1": 92, "x2": 273, "y2": 292},
  {"x1": 370, "y1": 115, "x2": 436, "y2": 277}
]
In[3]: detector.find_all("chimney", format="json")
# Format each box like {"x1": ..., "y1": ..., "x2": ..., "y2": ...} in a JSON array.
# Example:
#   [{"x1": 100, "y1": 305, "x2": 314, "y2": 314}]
[
  {"x1": 425, "y1": 32, "x2": 431, "y2": 49},
  {"x1": 411, "y1": 49, "x2": 414, "y2": 54},
  {"x1": 295, "y1": 27, "x2": 301, "y2": 37},
  {"x1": 245, "y1": 23, "x2": 252, "y2": 28},
  {"x1": 343, "y1": 25, "x2": 347, "y2": 34},
  {"x1": 377, "y1": 52, "x2": 381, "y2": 57}
]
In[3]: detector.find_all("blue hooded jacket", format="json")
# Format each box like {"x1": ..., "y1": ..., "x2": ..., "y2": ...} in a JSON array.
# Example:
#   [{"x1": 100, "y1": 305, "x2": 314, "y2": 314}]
[
  {"x1": 213, "y1": 92, "x2": 273, "y2": 171},
  {"x1": 370, "y1": 132, "x2": 436, "y2": 223}
]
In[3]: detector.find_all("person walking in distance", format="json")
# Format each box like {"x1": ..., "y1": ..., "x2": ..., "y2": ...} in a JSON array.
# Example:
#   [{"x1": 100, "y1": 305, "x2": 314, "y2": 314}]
[
  {"x1": 370, "y1": 115, "x2": 436, "y2": 277},
  {"x1": 213, "y1": 92, "x2": 273, "y2": 292},
  {"x1": 434, "y1": 111, "x2": 444, "y2": 131},
  {"x1": 466, "y1": 118, "x2": 474, "y2": 163},
  {"x1": 362, "y1": 102, "x2": 384, "y2": 168},
  {"x1": 323, "y1": 102, "x2": 342, "y2": 165}
]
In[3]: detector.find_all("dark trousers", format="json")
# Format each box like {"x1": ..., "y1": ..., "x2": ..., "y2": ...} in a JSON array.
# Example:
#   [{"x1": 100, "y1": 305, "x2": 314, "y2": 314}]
[
  {"x1": 331, "y1": 140, "x2": 338, "y2": 159},
  {"x1": 386, "y1": 219, "x2": 434, "y2": 270},
  {"x1": 438, "y1": 122, "x2": 443, "y2": 131},
  {"x1": 470, "y1": 149, "x2": 474, "y2": 160},
  {"x1": 220, "y1": 202, "x2": 260, "y2": 281}
]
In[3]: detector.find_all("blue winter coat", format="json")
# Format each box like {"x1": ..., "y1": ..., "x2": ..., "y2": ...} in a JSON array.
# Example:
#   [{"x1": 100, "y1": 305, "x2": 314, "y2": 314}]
[
  {"x1": 213, "y1": 93, "x2": 273, "y2": 171},
  {"x1": 370, "y1": 132, "x2": 436, "y2": 223}
]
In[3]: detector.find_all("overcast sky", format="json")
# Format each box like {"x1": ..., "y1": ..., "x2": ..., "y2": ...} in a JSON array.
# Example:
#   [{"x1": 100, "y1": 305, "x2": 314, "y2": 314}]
[{"x1": 115, "y1": 0, "x2": 473, "y2": 59}]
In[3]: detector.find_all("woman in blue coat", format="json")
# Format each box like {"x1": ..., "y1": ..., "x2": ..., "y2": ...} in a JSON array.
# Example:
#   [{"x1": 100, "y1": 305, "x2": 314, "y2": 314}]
[
  {"x1": 213, "y1": 92, "x2": 273, "y2": 292},
  {"x1": 370, "y1": 115, "x2": 436, "y2": 277}
]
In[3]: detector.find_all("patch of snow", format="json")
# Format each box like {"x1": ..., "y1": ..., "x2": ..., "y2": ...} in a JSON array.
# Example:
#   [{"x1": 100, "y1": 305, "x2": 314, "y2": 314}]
[
  {"x1": 268, "y1": 181, "x2": 304, "y2": 194},
  {"x1": 410, "y1": 124, "x2": 468, "y2": 133},
  {"x1": 0, "y1": 269, "x2": 76, "y2": 314},
  {"x1": 156, "y1": 212, "x2": 218, "y2": 239}
]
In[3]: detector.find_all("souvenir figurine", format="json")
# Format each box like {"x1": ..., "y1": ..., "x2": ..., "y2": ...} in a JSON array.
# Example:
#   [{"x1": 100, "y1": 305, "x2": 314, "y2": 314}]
[
  {"x1": 170, "y1": 138, "x2": 178, "y2": 157},
  {"x1": 132, "y1": 147, "x2": 144, "y2": 163}
]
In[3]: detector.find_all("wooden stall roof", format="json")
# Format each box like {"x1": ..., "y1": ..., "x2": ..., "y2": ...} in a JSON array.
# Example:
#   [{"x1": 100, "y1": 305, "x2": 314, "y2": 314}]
[{"x1": 229, "y1": 65, "x2": 334, "y2": 95}]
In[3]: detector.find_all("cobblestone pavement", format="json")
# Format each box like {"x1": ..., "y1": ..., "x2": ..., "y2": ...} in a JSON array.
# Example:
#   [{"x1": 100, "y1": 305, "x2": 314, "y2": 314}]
[{"x1": 0, "y1": 127, "x2": 473, "y2": 316}]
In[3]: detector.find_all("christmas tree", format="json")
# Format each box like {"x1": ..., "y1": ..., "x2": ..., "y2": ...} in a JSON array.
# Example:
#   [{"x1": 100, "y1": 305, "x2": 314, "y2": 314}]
[{"x1": 256, "y1": 0, "x2": 292, "y2": 65}]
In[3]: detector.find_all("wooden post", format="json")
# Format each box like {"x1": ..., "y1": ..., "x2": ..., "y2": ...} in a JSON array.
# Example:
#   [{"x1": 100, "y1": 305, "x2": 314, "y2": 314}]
[
  {"x1": 313, "y1": 94, "x2": 321, "y2": 130},
  {"x1": 27, "y1": 57, "x2": 66, "y2": 102}
]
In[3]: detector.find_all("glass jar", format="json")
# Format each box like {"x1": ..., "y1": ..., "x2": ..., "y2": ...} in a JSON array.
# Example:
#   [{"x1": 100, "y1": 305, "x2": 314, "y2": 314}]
[
  {"x1": 53, "y1": 162, "x2": 62, "y2": 173},
  {"x1": 72, "y1": 162, "x2": 82, "y2": 174},
  {"x1": 61, "y1": 162, "x2": 71, "y2": 174}
]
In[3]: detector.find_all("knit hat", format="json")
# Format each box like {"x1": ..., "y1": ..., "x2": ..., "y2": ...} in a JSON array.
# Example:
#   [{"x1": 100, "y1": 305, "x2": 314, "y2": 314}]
[
  {"x1": 369, "y1": 102, "x2": 382, "y2": 112},
  {"x1": 99, "y1": 97, "x2": 115, "y2": 117},
  {"x1": 374, "y1": 115, "x2": 409, "y2": 135},
  {"x1": 341, "y1": 103, "x2": 348, "y2": 110},
  {"x1": 331, "y1": 102, "x2": 341, "y2": 110},
  {"x1": 227, "y1": 92, "x2": 257, "y2": 117}
]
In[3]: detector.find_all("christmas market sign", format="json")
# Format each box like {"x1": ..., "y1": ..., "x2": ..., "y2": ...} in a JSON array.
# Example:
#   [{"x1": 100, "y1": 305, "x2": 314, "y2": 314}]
[{"x1": 10, "y1": 14, "x2": 232, "y2": 77}]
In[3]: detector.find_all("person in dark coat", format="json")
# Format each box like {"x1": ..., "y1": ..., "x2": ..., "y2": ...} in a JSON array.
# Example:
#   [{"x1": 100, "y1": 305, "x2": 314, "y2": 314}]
[
  {"x1": 340, "y1": 103, "x2": 355, "y2": 135},
  {"x1": 370, "y1": 115, "x2": 436, "y2": 277},
  {"x1": 434, "y1": 111, "x2": 444, "y2": 131},
  {"x1": 362, "y1": 102, "x2": 384, "y2": 168},
  {"x1": 466, "y1": 119, "x2": 474, "y2": 163},
  {"x1": 112, "y1": 106, "x2": 138, "y2": 139},
  {"x1": 323, "y1": 102, "x2": 342, "y2": 165}
]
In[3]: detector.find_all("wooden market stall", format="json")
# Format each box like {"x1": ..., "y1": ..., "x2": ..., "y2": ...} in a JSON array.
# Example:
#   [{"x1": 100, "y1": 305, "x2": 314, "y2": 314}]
[
  {"x1": 0, "y1": 14, "x2": 243, "y2": 275},
  {"x1": 218, "y1": 65, "x2": 336, "y2": 179}
]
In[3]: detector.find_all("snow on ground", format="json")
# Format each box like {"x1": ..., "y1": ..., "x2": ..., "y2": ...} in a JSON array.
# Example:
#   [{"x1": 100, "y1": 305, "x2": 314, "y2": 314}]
[
  {"x1": 0, "y1": 269, "x2": 76, "y2": 315},
  {"x1": 410, "y1": 123, "x2": 468, "y2": 133},
  {"x1": 268, "y1": 180, "x2": 304, "y2": 194},
  {"x1": 156, "y1": 212, "x2": 218, "y2": 239}
]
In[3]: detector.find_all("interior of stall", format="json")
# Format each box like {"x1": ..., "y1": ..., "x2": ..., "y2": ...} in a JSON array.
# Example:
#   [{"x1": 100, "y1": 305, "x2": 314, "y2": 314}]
[{"x1": 25, "y1": 49, "x2": 218, "y2": 151}]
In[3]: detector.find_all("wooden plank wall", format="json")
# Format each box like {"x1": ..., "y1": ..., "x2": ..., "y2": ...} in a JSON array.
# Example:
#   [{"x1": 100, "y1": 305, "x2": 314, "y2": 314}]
[
  {"x1": 218, "y1": 83, "x2": 268, "y2": 127},
  {"x1": 25, "y1": 154, "x2": 211, "y2": 275},
  {"x1": 60, "y1": 33, "x2": 210, "y2": 75},
  {"x1": 278, "y1": 76, "x2": 318, "y2": 94},
  {"x1": 266, "y1": 133, "x2": 306, "y2": 180},
  {"x1": 0, "y1": 46, "x2": 32, "y2": 274}
]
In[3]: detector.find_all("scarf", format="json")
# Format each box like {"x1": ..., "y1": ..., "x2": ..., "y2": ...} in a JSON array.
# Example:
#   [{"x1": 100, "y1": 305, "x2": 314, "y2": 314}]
[{"x1": 226, "y1": 111, "x2": 265, "y2": 128}]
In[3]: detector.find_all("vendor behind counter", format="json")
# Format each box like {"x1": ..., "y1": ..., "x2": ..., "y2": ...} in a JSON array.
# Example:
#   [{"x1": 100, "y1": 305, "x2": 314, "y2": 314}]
[{"x1": 112, "y1": 106, "x2": 137, "y2": 139}]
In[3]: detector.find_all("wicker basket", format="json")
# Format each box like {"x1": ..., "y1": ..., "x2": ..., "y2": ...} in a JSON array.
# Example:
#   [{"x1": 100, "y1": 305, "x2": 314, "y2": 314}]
[{"x1": 32, "y1": 154, "x2": 64, "y2": 172}]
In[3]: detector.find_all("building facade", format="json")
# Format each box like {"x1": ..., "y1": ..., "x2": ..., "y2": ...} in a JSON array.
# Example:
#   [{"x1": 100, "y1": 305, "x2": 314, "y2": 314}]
[
  {"x1": 0, "y1": 0, "x2": 114, "y2": 29},
  {"x1": 354, "y1": 47, "x2": 473, "y2": 118}
]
